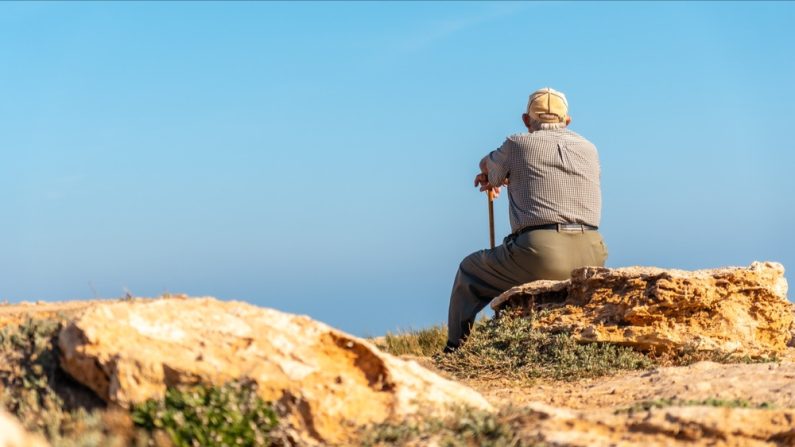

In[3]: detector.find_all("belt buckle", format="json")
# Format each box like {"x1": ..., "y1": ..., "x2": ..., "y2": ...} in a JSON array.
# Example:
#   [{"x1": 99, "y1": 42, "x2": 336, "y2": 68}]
[{"x1": 558, "y1": 224, "x2": 584, "y2": 233}]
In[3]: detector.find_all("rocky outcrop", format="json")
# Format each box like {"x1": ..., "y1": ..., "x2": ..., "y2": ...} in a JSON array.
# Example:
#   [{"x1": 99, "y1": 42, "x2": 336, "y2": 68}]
[
  {"x1": 57, "y1": 297, "x2": 491, "y2": 445},
  {"x1": 0, "y1": 411, "x2": 48, "y2": 447},
  {"x1": 491, "y1": 262, "x2": 791, "y2": 356}
]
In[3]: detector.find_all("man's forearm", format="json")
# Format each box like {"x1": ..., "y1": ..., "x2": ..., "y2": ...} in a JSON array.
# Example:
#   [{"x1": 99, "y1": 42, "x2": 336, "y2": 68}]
[{"x1": 479, "y1": 156, "x2": 489, "y2": 175}]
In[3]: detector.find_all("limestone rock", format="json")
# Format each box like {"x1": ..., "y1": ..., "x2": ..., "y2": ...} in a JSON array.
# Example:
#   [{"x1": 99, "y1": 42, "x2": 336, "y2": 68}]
[
  {"x1": 0, "y1": 411, "x2": 48, "y2": 447},
  {"x1": 58, "y1": 297, "x2": 491, "y2": 445},
  {"x1": 491, "y1": 262, "x2": 791, "y2": 356}
]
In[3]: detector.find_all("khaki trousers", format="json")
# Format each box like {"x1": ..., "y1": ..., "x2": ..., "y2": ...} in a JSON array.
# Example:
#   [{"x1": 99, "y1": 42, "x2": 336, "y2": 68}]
[{"x1": 446, "y1": 229, "x2": 608, "y2": 348}]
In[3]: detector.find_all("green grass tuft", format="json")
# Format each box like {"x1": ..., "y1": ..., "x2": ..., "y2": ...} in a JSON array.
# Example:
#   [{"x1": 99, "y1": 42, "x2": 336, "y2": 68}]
[{"x1": 131, "y1": 380, "x2": 279, "y2": 447}]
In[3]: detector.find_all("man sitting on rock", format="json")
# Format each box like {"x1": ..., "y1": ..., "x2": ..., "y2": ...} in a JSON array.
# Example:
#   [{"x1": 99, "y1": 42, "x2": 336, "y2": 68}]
[{"x1": 445, "y1": 87, "x2": 608, "y2": 352}]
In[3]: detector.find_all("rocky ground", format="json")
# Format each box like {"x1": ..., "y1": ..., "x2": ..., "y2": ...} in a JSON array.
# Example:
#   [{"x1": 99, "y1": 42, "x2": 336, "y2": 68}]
[
  {"x1": 0, "y1": 262, "x2": 793, "y2": 446},
  {"x1": 471, "y1": 358, "x2": 795, "y2": 409},
  {"x1": 476, "y1": 360, "x2": 795, "y2": 446},
  {"x1": 399, "y1": 352, "x2": 795, "y2": 410},
  {"x1": 394, "y1": 351, "x2": 795, "y2": 446}
]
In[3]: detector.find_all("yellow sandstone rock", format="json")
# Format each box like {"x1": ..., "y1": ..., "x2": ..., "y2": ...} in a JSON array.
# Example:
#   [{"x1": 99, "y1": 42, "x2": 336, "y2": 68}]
[
  {"x1": 57, "y1": 297, "x2": 491, "y2": 445},
  {"x1": 492, "y1": 262, "x2": 791, "y2": 356}
]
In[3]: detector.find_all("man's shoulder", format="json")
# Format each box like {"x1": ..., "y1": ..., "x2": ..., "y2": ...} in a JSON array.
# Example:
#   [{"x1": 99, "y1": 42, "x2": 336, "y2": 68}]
[{"x1": 560, "y1": 129, "x2": 597, "y2": 148}]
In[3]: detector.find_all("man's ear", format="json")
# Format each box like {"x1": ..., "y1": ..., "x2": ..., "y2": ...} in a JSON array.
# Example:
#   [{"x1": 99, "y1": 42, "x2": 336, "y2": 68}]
[
  {"x1": 565, "y1": 115, "x2": 572, "y2": 126},
  {"x1": 522, "y1": 113, "x2": 531, "y2": 128}
]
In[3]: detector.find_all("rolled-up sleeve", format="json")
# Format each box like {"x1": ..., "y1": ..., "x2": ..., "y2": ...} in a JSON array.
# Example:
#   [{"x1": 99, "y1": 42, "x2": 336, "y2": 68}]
[{"x1": 486, "y1": 139, "x2": 512, "y2": 186}]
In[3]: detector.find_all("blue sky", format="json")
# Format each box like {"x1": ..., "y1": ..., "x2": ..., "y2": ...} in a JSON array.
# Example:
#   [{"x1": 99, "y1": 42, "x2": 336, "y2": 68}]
[{"x1": 1, "y1": 2, "x2": 793, "y2": 336}]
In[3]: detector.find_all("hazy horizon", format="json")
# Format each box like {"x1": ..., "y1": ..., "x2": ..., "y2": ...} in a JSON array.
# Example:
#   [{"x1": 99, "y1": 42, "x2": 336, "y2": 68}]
[{"x1": 2, "y1": 2, "x2": 793, "y2": 336}]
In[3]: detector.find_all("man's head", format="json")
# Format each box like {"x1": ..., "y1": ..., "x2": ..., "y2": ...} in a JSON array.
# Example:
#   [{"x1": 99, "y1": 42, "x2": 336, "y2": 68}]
[{"x1": 522, "y1": 87, "x2": 571, "y2": 131}]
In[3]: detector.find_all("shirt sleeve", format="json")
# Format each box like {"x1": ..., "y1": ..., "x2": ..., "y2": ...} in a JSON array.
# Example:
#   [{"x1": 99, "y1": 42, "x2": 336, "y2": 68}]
[{"x1": 486, "y1": 138, "x2": 512, "y2": 187}]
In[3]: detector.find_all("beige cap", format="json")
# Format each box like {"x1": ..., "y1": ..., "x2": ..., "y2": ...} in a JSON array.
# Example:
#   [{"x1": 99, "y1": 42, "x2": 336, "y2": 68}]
[{"x1": 527, "y1": 87, "x2": 568, "y2": 123}]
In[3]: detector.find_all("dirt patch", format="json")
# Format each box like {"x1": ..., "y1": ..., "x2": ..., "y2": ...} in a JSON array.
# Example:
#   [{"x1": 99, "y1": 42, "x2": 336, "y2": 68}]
[{"x1": 463, "y1": 355, "x2": 795, "y2": 410}]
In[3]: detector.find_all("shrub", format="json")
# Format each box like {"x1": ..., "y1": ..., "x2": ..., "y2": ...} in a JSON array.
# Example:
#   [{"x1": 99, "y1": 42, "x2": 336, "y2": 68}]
[
  {"x1": 435, "y1": 313, "x2": 653, "y2": 381},
  {"x1": 0, "y1": 317, "x2": 143, "y2": 447},
  {"x1": 0, "y1": 317, "x2": 63, "y2": 428},
  {"x1": 131, "y1": 380, "x2": 279, "y2": 447}
]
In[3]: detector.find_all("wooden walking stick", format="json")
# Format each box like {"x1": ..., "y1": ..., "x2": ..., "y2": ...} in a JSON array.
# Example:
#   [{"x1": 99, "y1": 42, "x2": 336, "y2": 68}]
[{"x1": 488, "y1": 189, "x2": 495, "y2": 249}]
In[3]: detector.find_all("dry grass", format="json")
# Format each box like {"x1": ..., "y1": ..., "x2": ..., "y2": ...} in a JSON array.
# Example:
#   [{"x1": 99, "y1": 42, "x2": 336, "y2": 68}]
[
  {"x1": 376, "y1": 310, "x2": 778, "y2": 383},
  {"x1": 377, "y1": 313, "x2": 653, "y2": 382},
  {"x1": 378, "y1": 324, "x2": 447, "y2": 357}
]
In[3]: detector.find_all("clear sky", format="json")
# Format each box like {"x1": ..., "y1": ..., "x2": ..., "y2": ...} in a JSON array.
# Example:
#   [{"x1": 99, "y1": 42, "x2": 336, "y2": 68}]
[{"x1": 1, "y1": 2, "x2": 793, "y2": 336}]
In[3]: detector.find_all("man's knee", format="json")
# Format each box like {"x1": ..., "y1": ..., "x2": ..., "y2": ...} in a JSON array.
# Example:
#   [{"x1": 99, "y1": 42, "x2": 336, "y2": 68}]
[{"x1": 458, "y1": 250, "x2": 485, "y2": 277}]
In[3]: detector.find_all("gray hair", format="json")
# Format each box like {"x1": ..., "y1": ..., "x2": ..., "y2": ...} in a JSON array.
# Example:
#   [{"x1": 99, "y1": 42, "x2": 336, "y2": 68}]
[{"x1": 528, "y1": 119, "x2": 567, "y2": 131}]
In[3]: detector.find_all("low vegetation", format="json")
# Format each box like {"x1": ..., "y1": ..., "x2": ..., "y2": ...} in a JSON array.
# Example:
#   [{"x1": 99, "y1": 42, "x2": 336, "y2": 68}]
[
  {"x1": 359, "y1": 406, "x2": 541, "y2": 447},
  {"x1": 379, "y1": 324, "x2": 447, "y2": 357},
  {"x1": 379, "y1": 312, "x2": 653, "y2": 381},
  {"x1": 132, "y1": 381, "x2": 279, "y2": 447},
  {"x1": 437, "y1": 313, "x2": 653, "y2": 381},
  {"x1": 617, "y1": 397, "x2": 775, "y2": 414},
  {"x1": 0, "y1": 317, "x2": 134, "y2": 447},
  {"x1": 378, "y1": 311, "x2": 779, "y2": 383},
  {"x1": 0, "y1": 317, "x2": 281, "y2": 447}
]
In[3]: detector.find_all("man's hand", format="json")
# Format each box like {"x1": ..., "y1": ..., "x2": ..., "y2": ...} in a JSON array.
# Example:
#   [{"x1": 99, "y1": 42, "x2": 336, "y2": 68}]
[{"x1": 474, "y1": 173, "x2": 502, "y2": 199}]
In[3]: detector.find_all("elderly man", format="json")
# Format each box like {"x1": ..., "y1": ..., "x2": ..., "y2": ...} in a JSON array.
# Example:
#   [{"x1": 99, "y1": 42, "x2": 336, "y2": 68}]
[{"x1": 445, "y1": 87, "x2": 608, "y2": 352}]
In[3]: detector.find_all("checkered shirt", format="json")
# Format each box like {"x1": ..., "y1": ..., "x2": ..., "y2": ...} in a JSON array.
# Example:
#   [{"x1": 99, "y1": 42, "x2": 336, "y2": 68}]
[{"x1": 486, "y1": 128, "x2": 601, "y2": 233}]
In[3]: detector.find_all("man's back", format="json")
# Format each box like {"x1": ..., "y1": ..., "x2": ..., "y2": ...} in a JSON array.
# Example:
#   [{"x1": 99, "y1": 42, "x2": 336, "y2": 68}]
[{"x1": 499, "y1": 128, "x2": 601, "y2": 233}]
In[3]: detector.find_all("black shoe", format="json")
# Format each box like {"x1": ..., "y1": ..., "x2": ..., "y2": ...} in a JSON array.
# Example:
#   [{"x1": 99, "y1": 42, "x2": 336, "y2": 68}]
[{"x1": 442, "y1": 341, "x2": 459, "y2": 354}]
